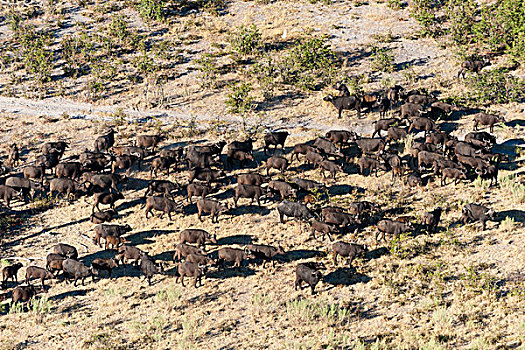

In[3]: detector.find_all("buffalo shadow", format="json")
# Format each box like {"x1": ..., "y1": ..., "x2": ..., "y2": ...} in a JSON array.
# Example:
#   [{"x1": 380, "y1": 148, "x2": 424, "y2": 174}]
[
  {"x1": 364, "y1": 247, "x2": 390, "y2": 260},
  {"x1": 496, "y1": 210, "x2": 525, "y2": 224},
  {"x1": 122, "y1": 177, "x2": 149, "y2": 192},
  {"x1": 229, "y1": 204, "x2": 271, "y2": 216},
  {"x1": 323, "y1": 268, "x2": 371, "y2": 286},
  {"x1": 49, "y1": 288, "x2": 94, "y2": 302},
  {"x1": 206, "y1": 267, "x2": 255, "y2": 279},
  {"x1": 506, "y1": 119, "x2": 525, "y2": 128},
  {"x1": 328, "y1": 184, "x2": 364, "y2": 196},
  {"x1": 216, "y1": 235, "x2": 254, "y2": 246},
  {"x1": 282, "y1": 249, "x2": 326, "y2": 262},
  {"x1": 125, "y1": 229, "x2": 178, "y2": 246}
]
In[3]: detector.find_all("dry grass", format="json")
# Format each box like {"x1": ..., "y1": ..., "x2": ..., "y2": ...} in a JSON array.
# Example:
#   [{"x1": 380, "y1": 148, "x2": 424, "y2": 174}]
[{"x1": 0, "y1": 0, "x2": 523, "y2": 349}]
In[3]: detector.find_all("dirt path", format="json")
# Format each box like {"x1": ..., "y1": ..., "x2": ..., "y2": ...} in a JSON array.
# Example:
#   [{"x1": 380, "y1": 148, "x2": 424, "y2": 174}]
[{"x1": 0, "y1": 95, "x2": 375, "y2": 135}]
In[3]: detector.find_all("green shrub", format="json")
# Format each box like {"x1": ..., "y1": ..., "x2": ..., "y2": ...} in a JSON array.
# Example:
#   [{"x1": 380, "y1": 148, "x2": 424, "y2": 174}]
[
  {"x1": 107, "y1": 14, "x2": 129, "y2": 45},
  {"x1": 229, "y1": 24, "x2": 262, "y2": 57},
  {"x1": 410, "y1": 0, "x2": 443, "y2": 37},
  {"x1": 132, "y1": 50, "x2": 156, "y2": 75},
  {"x1": 250, "y1": 54, "x2": 277, "y2": 99},
  {"x1": 201, "y1": 0, "x2": 228, "y2": 16},
  {"x1": 279, "y1": 34, "x2": 338, "y2": 90},
  {"x1": 472, "y1": 0, "x2": 525, "y2": 61},
  {"x1": 371, "y1": 46, "x2": 395, "y2": 73},
  {"x1": 195, "y1": 54, "x2": 219, "y2": 89},
  {"x1": 466, "y1": 68, "x2": 525, "y2": 105},
  {"x1": 136, "y1": 0, "x2": 165, "y2": 22},
  {"x1": 226, "y1": 82, "x2": 255, "y2": 116},
  {"x1": 446, "y1": 0, "x2": 476, "y2": 45},
  {"x1": 16, "y1": 26, "x2": 53, "y2": 83}
]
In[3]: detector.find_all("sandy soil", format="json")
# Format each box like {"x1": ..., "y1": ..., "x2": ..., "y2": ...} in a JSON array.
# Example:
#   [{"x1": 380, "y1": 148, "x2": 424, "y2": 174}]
[{"x1": 0, "y1": 1, "x2": 524, "y2": 349}]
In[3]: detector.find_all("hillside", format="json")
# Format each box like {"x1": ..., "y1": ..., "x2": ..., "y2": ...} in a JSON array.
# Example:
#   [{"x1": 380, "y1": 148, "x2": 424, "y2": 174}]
[{"x1": 0, "y1": 1, "x2": 524, "y2": 349}]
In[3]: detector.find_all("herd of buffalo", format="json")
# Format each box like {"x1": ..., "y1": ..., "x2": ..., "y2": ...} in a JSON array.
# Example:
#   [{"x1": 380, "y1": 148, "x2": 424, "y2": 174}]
[{"x1": 0, "y1": 77, "x2": 513, "y2": 306}]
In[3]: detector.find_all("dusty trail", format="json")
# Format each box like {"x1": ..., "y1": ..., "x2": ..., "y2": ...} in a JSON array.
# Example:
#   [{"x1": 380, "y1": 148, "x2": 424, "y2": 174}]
[{"x1": 0, "y1": 95, "x2": 375, "y2": 135}]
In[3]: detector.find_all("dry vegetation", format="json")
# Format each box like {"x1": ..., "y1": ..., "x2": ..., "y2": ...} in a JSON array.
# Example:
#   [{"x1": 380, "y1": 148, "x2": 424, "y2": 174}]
[{"x1": 0, "y1": 0, "x2": 524, "y2": 349}]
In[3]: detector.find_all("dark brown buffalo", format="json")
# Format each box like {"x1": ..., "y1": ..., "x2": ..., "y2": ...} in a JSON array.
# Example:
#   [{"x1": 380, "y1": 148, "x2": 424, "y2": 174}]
[
  {"x1": 264, "y1": 131, "x2": 289, "y2": 154},
  {"x1": 291, "y1": 143, "x2": 318, "y2": 162},
  {"x1": 323, "y1": 94, "x2": 361, "y2": 119},
  {"x1": 0, "y1": 185, "x2": 22, "y2": 208},
  {"x1": 311, "y1": 221, "x2": 337, "y2": 241},
  {"x1": 94, "y1": 129, "x2": 115, "y2": 153},
  {"x1": 245, "y1": 244, "x2": 284, "y2": 268},
  {"x1": 277, "y1": 200, "x2": 314, "y2": 223},
  {"x1": 355, "y1": 138, "x2": 385, "y2": 155},
  {"x1": 441, "y1": 168, "x2": 467, "y2": 186},
  {"x1": 295, "y1": 263, "x2": 323, "y2": 295},
  {"x1": 421, "y1": 207, "x2": 442, "y2": 234},
  {"x1": 188, "y1": 167, "x2": 226, "y2": 184},
  {"x1": 319, "y1": 160, "x2": 343, "y2": 179},
  {"x1": 63, "y1": 259, "x2": 92, "y2": 286},
  {"x1": 176, "y1": 261, "x2": 204, "y2": 287},
  {"x1": 305, "y1": 151, "x2": 325, "y2": 168},
  {"x1": 234, "y1": 184, "x2": 265, "y2": 208},
  {"x1": 266, "y1": 156, "x2": 288, "y2": 175},
  {"x1": 140, "y1": 255, "x2": 164, "y2": 286},
  {"x1": 12, "y1": 285, "x2": 36, "y2": 303},
  {"x1": 196, "y1": 199, "x2": 228, "y2": 223},
  {"x1": 325, "y1": 130, "x2": 356, "y2": 148},
  {"x1": 226, "y1": 150, "x2": 254, "y2": 169},
  {"x1": 461, "y1": 203, "x2": 495, "y2": 230},
  {"x1": 90, "y1": 209, "x2": 117, "y2": 224},
  {"x1": 186, "y1": 183, "x2": 211, "y2": 203},
  {"x1": 332, "y1": 241, "x2": 367, "y2": 265},
  {"x1": 458, "y1": 59, "x2": 489, "y2": 78},
  {"x1": 236, "y1": 173, "x2": 267, "y2": 186},
  {"x1": 91, "y1": 258, "x2": 119, "y2": 279},
  {"x1": 408, "y1": 117, "x2": 436, "y2": 135},
  {"x1": 372, "y1": 118, "x2": 399, "y2": 138},
  {"x1": 474, "y1": 113, "x2": 505, "y2": 133},
  {"x1": 179, "y1": 229, "x2": 217, "y2": 250},
  {"x1": 268, "y1": 180, "x2": 297, "y2": 200},
  {"x1": 217, "y1": 248, "x2": 255, "y2": 271},
  {"x1": 376, "y1": 219, "x2": 413, "y2": 242},
  {"x1": 357, "y1": 156, "x2": 386, "y2": 176},
  {"x1": 25, "y1": 266, "x2": 54, "y2": 287},
  {"x1": 23, "y1": 166, "x2": 45, "y2": 185},
  {"x1": 55, "y1": 162, "x2": 82, "y2": 179},
  {"x1": 51, "y1": 243, "x2": 78, "y2": 260},
  {"x1": 174, "y1": 243, "x2": 204, "y2": 261},
  {"x1": 117, "y1": 246, "x2": 144, "y2": 266},
  {"x1": 1, "y1": 263, "x2": 23, "y2": 285},
  {"x1": 92, "y1": 191, "x2": 124, "y2": 213},
  {"x1": 145, "y1": 180, "x2": 179, "y2": 200},
  {"x1": 144, "y1": 196, "x2": 182, "y2": 220},
  {"x1": 137, "y1": 134, "x2": 163, "y2": 152}
]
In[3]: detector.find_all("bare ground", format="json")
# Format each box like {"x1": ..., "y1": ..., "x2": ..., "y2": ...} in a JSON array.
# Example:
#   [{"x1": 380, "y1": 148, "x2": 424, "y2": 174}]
[{"x1": 0, "y1": 1, "x2": 524, "y2": 349}]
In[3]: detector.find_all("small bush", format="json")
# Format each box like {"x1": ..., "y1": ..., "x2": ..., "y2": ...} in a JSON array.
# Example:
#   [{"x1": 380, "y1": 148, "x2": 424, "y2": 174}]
[
  {"x1": 16, "y1": 26, "x2": 53, "y2": 83},
  {"x1": 226, "y1": 82, "x2": 255, "y2": 116},
  {"x1": 279, "y1": 34, "x2": 338, "y2": 90},
  {"x1": 285, "y1": 298, "x2": 352, "y2": 326},
  {"x1": 107, "y1": 14, "x2": 129, "y2": 45},
  {"x1": 446, "y1": 0, "x2": 477, "y2": 46},
  {"x1": 195, "y1": 54, "x2": 219, "y2": 89},
  {"x1": 371, "y1": 46, "x2": 395, "y2": 73},
  {"x1": 410, "y1": 0, "x2": 443, "y2": 37},
  {"x1": 201, "y1": 0, "x2": 228, "y2": 16},
  {"x1": 499, "y1": 216, "x2": 516, "y2": 232},
  {"x1": 229, "y1": 24, "x2": 262, "y2": 57},
  {"x1": 136, "y1": 0, "x2": 165, "y2": 22},
  {"x1": 467, "y1": 68, "x2": 525, "y2": 105},
  {"x1": 250, "y1": 54, "x2": 277, "y2": 99}
]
